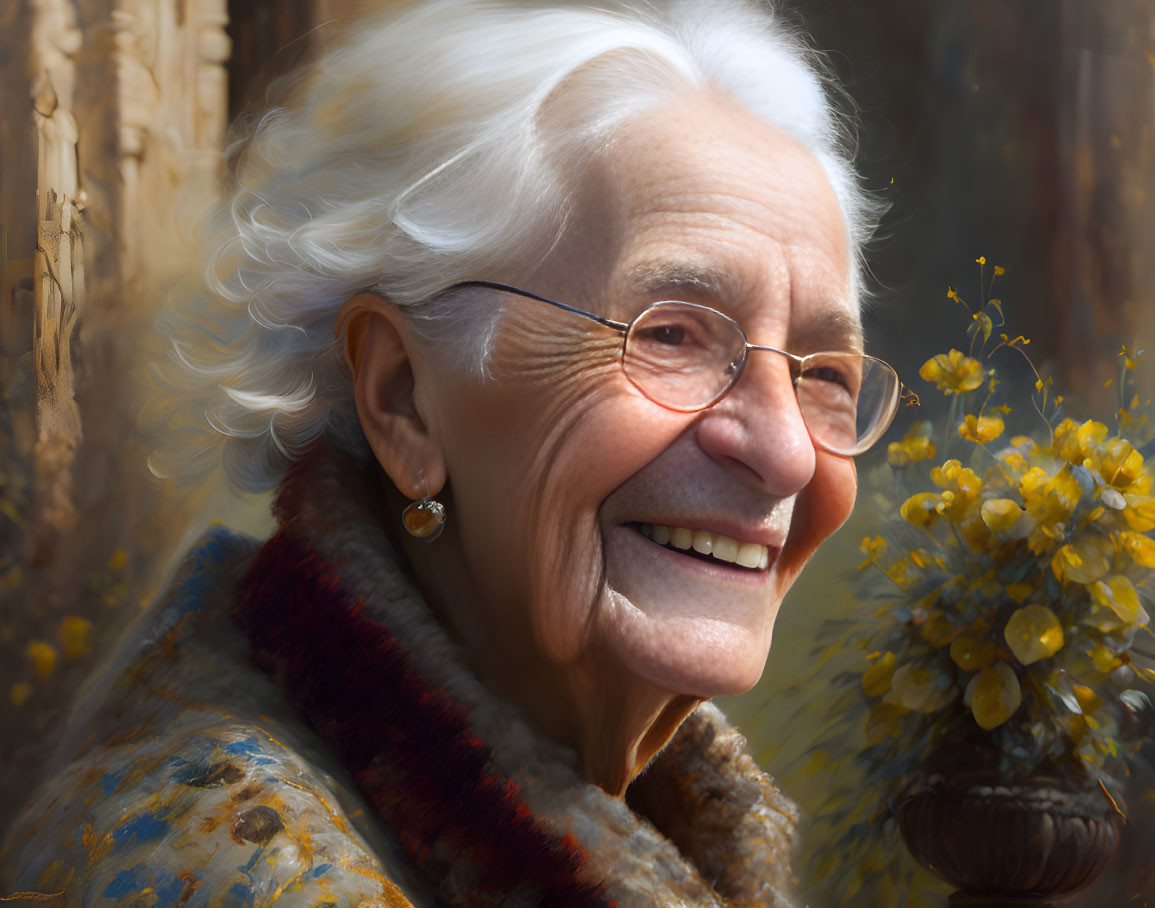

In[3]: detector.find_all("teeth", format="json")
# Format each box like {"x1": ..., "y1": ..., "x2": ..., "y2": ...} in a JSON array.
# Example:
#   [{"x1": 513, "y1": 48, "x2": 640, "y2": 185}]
[
  {"x1": 736, "y1": 542, "x2": 763, "y2": 569},
  {"x1": 641, "y1": 523, "x2": 770, "y2": 570},
  {"x1": 713, "y1": 535, "x2": 738, "y2": 563}
]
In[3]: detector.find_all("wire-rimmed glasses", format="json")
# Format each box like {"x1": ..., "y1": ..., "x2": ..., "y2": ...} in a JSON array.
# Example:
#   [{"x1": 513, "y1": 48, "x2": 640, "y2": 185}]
[{"x1": 449, "y1": 280, "x2": 901, "y2": 457}]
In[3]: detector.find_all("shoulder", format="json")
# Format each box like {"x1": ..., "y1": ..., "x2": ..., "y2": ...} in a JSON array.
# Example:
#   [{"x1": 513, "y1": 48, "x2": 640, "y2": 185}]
[
  {"x1": 3, "y1": 720, "x2": 415, "y2": 906},
  {"x1": 1, "y1": 529, "x2": 418, "y2": 907}
]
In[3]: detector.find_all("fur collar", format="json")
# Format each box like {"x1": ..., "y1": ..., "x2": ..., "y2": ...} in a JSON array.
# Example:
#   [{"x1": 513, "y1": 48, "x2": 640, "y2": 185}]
[{"x1": 233, "y1": 444, "x2": 798, "y2": 906}]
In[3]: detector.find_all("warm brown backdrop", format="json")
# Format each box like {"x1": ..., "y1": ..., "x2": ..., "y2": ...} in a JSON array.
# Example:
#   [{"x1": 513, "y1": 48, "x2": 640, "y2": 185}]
[{"x1": 2, "y1": 1, "x2": 1152, "y2": 903}]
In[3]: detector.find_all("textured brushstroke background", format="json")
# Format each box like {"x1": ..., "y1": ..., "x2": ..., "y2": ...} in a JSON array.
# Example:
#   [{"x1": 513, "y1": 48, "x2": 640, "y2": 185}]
[{"x1": 2, "y1": 1, "x2": 1153, "y2": 903}]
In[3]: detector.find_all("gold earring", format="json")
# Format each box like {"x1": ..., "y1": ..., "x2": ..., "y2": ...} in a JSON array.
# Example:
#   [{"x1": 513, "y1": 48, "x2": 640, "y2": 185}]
[{"x1": 401, "y1": 472, "x2": 446, "y2": 541}]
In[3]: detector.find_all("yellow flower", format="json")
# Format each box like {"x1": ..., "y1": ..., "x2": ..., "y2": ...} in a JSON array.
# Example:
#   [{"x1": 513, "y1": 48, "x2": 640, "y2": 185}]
[
  {"x1": 1073, "y1": 684, "x2": 1102, "y2": 714},
  {"x1": 1118, "y1": 531, "x2": 1155, "y2": 568},
  {"x1": 1052, "y1": 418, "x2": 1080, "y2": 461},
  {"x1": 26, "y1": 641, "x2": 57, "y2": 680},
  {"x1": 931, "y1": 461, "x2": 983, "y2": 520},
  {"x1": 967, "y1": 662, "x2": 1022, "y2": 729},
  {"x1": 1089, "y1": 575, "x2": 1149, "y2": 627},
  {"x1": 1090, "y1": 644, "x2": 1122, "y2": 673},
  {"x1": 980, "y1": 498, "x2": 1024, "y2": 534},
  {"x1": 1022, "y1": 465, "x2": 1083, "y2": 552},
  {"x1": 1085, "y1": 607, "x2": 1124, "y2": 634},
  {"x1": 950, "y1": 628, "x2": 999, "y2": 671},
  {"x1": 959, "y1": 414, "x2": 1005, "y2": 444},
  {"x1": 886, "y1": 557, "x2": 918, "y2": 590},
  {"x1": 931, "y1": 459, "x2": 961, "y2": 487},
  {"x1": 858, "y1": 535, "x2": 888, "y2": 570},
  {"x1": 1122, "y1": 494, "x2": 1155, "y2": 532},
  {"x1": 919, "y1": 349, "x2": 985, "y2": 395},
  {"x1": 997, "y1": 449, "x2": 1031, "y2": 477},
  {"x1": 972, "y1": 310, "x2": 994, "y2": 342},
  {"x1": 958, "y1": 514, "x2": 994, "y2": 551},
  {"x1": 884, "y1": 664, "x2": 952, "y2": 713},
  {"x1": 1053, "y1": 419, "x2": 1109, "y2": 465},
  {"x1": 909, "y1": 548, "x2": 937, "y2": 569},
  {"x1": 1051, "y1": 536, "x2": 1112, "y2": 584},
  {"x1": 1098, "y1": 438, "x2": 1147, "y2": 492},
  {"x1": 1019, "y1": 466, "x2": 1050, "y2": 499},
  {"x1": 901, "y1": 492, "x2": 941, "y2": 529},
  {"x1": 1087, "y1": 504, "x2": 1112, "y2": 522},
  {"x1": 888, "y1": 435, "x2": 937, "y2": 467},
  {"x1": 1006, "y1": 582, "x2": 1033, "y2": 603},
  {"x1": 1003, "y1": 604, "x2": 1064, "y2": 665},
  {"x1": 862, "y1": 651, "x2": 897, "y2": 697},
  {"x1": 921, "y1": 610, "x2": 960, "y2": 648}
]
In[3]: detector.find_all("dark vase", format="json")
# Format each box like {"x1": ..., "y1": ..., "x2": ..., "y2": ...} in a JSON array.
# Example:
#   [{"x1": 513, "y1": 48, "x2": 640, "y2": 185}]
[{"x1": 897, "y1": 758, "x2": 1122, "y2": 905}]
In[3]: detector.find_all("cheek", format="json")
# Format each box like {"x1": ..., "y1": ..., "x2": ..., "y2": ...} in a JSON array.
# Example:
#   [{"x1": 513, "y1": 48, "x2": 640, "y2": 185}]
[
  {"x1": 517, "y1": 396, "x2": 691, "y2": 663},
  {"x1": 435, "y1": 336, "x2": 686, "y2": 664},
  {"x1": 778, "y1": 452, "x2": 857, "y2": 586}
]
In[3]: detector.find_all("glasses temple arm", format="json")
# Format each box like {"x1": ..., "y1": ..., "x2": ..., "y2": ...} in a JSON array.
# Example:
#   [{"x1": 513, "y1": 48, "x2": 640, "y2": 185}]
[{"x1": 452, "y1": 280, "x2": 628, "y2": 332}]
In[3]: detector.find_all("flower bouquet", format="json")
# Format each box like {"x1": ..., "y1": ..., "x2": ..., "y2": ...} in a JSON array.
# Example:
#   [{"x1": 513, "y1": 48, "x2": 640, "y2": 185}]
[{"x1": 807, "y1": 260, "x2": 1155, "y2": 903}]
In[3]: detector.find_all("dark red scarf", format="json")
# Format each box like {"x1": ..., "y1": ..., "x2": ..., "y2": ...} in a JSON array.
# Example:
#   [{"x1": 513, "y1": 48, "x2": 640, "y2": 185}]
[{"x1": 233, "y1": 527, "x2": 611, "y2": 906}]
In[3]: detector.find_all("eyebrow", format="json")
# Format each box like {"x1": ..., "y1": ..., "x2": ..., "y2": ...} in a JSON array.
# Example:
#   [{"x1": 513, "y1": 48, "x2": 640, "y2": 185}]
[
  {"x1": 624, "y1": 260, "x2": 865, "y2": 353},
  {"x1": 626, "y1": 261, "x2": 749, "y2": 304},
  {"x1": 790, "y1": 310, "x2": 864, "y2": 355}
]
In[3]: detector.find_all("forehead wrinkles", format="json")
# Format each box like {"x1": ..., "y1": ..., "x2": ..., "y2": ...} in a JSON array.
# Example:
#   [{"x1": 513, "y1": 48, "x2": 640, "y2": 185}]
[
  {"x1": 600, "y1": 108, "x2": 856, "y2": 348},
  {"x1": 618, "y1": 99, "x2": 846, "y2": 260}
]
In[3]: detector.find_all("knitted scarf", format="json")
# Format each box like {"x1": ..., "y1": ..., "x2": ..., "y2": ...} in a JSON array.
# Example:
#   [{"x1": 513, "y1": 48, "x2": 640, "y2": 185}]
[{"x1": 232, "y1": 444, "x2": 798, "y2": 907}]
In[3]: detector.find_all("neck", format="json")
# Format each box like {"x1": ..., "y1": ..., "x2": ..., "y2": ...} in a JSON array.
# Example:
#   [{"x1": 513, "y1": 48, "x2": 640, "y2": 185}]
[
  {"x1": 569, "y1": 678, "x2": 701, "y2": 796},
  {"x1": 388, "y1": 481, "x2": 699, "y2": 796}
]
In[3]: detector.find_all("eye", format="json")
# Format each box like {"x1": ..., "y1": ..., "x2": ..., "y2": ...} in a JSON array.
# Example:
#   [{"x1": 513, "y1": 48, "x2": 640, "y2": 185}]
[
  {"x1": 804, "y1": 364, "x2": 853, "y2": 391},
  {"x1": 630, "y1": 305, "x2": 717, "y2": 353},
  {"x1": 638, "y1": 323, "x2": 687, "y2": 346}
]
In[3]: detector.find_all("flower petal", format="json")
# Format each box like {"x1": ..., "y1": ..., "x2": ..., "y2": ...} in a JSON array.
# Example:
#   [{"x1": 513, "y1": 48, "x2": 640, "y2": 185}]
[
  {"x1": 968, "y1": 662, "x2": 1022, "y2": 729},
  {"x1": 1004, "y1": 604, "x2": 1064, "y2": 665}
]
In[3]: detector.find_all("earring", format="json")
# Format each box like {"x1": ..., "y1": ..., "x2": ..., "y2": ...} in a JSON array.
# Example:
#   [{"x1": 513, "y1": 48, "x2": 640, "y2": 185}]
[{"x1": 401, "y1": 471, "x2": 446, "y2": 541}]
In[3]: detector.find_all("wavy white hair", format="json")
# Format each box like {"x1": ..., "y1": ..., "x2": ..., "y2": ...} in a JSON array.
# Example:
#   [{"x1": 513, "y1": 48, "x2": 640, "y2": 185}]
[{"x1": 148, "y1": 0, "x2": 880, "y2": 493}]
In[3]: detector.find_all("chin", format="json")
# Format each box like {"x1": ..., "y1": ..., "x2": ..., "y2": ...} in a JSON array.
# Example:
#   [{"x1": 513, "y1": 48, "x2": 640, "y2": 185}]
[
  {"x1": 600, "y1": 592, "x2": 774, "y2": 698},
  {"x1": 663, "y1": 635, "x2": 771, "y2": 698}
]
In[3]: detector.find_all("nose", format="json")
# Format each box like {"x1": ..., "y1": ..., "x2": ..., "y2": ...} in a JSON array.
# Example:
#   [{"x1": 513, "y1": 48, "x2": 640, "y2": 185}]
[{"x1": 694, "y1": 352, "x2": 817, "y2": 496}]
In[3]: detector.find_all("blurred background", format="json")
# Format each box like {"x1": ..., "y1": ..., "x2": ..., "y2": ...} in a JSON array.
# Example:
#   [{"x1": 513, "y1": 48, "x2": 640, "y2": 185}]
[{"x1": 1, "y1": 0, "x2": 1152, "y2": 903}]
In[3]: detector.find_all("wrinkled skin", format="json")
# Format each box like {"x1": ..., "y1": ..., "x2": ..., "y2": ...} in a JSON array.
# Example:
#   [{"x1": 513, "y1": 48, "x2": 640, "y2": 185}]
[{"x1": 345, "y1": 94, "x2": 860, "y2": 794}]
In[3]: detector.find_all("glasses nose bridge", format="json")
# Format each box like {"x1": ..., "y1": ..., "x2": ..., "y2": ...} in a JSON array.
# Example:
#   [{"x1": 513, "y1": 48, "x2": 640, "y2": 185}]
[
  {"x1": 723, "y1": 343, "x2": 808, "y2": 426},
  {"x1": 745, "y1": 343, "x2": 804, "y2": 385}
]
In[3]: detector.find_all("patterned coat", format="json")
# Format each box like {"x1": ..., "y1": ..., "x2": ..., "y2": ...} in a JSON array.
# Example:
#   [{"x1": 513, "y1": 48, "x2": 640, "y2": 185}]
[{"x1": 0, "y1": 445, "x2": 799, "y2": 906}]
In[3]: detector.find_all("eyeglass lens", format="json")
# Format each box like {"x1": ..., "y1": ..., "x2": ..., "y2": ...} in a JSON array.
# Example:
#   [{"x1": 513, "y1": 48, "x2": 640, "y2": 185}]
[{"x1": 622, "y1": 302, "x2": 899, "y2": 456}]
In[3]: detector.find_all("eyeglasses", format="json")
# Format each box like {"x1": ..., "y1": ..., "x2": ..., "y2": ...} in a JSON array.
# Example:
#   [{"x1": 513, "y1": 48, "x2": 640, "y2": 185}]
[{"x1": 448, "y1": 280, "x2": 901, "y2": 457}]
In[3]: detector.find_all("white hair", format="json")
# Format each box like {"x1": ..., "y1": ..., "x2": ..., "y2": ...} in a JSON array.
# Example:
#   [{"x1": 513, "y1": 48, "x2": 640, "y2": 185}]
[{"x1": 148, "y1": 0, "x2": 881, "y2": 492}]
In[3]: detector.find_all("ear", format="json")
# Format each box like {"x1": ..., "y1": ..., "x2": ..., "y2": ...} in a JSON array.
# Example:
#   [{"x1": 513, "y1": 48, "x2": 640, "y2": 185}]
[{"x1": 337, "y1": 293, "x2": 446, "y2": 500}]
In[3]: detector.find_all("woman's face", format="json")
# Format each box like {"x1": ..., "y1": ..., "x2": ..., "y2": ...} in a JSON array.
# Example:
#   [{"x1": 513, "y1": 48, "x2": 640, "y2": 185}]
[{"x1": 409, "y1": 96, "x2": 859, "y2": 711}]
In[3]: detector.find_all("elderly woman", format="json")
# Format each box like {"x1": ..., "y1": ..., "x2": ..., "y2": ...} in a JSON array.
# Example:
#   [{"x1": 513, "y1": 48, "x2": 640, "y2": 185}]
[{"x1": 1, "y1": 1, "x2": 897, "y2": 904}]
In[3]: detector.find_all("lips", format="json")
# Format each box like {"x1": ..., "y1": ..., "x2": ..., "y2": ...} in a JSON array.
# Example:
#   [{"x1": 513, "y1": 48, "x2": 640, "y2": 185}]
[{"x1": 635, "y1": 522, "x2": 771, "y2": 570}]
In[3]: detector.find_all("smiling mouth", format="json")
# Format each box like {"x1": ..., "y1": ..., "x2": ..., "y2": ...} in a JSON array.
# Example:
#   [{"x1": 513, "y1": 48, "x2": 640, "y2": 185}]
[{"x1": 632, "y1": 522, "x2": 771, "y2": 571}]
